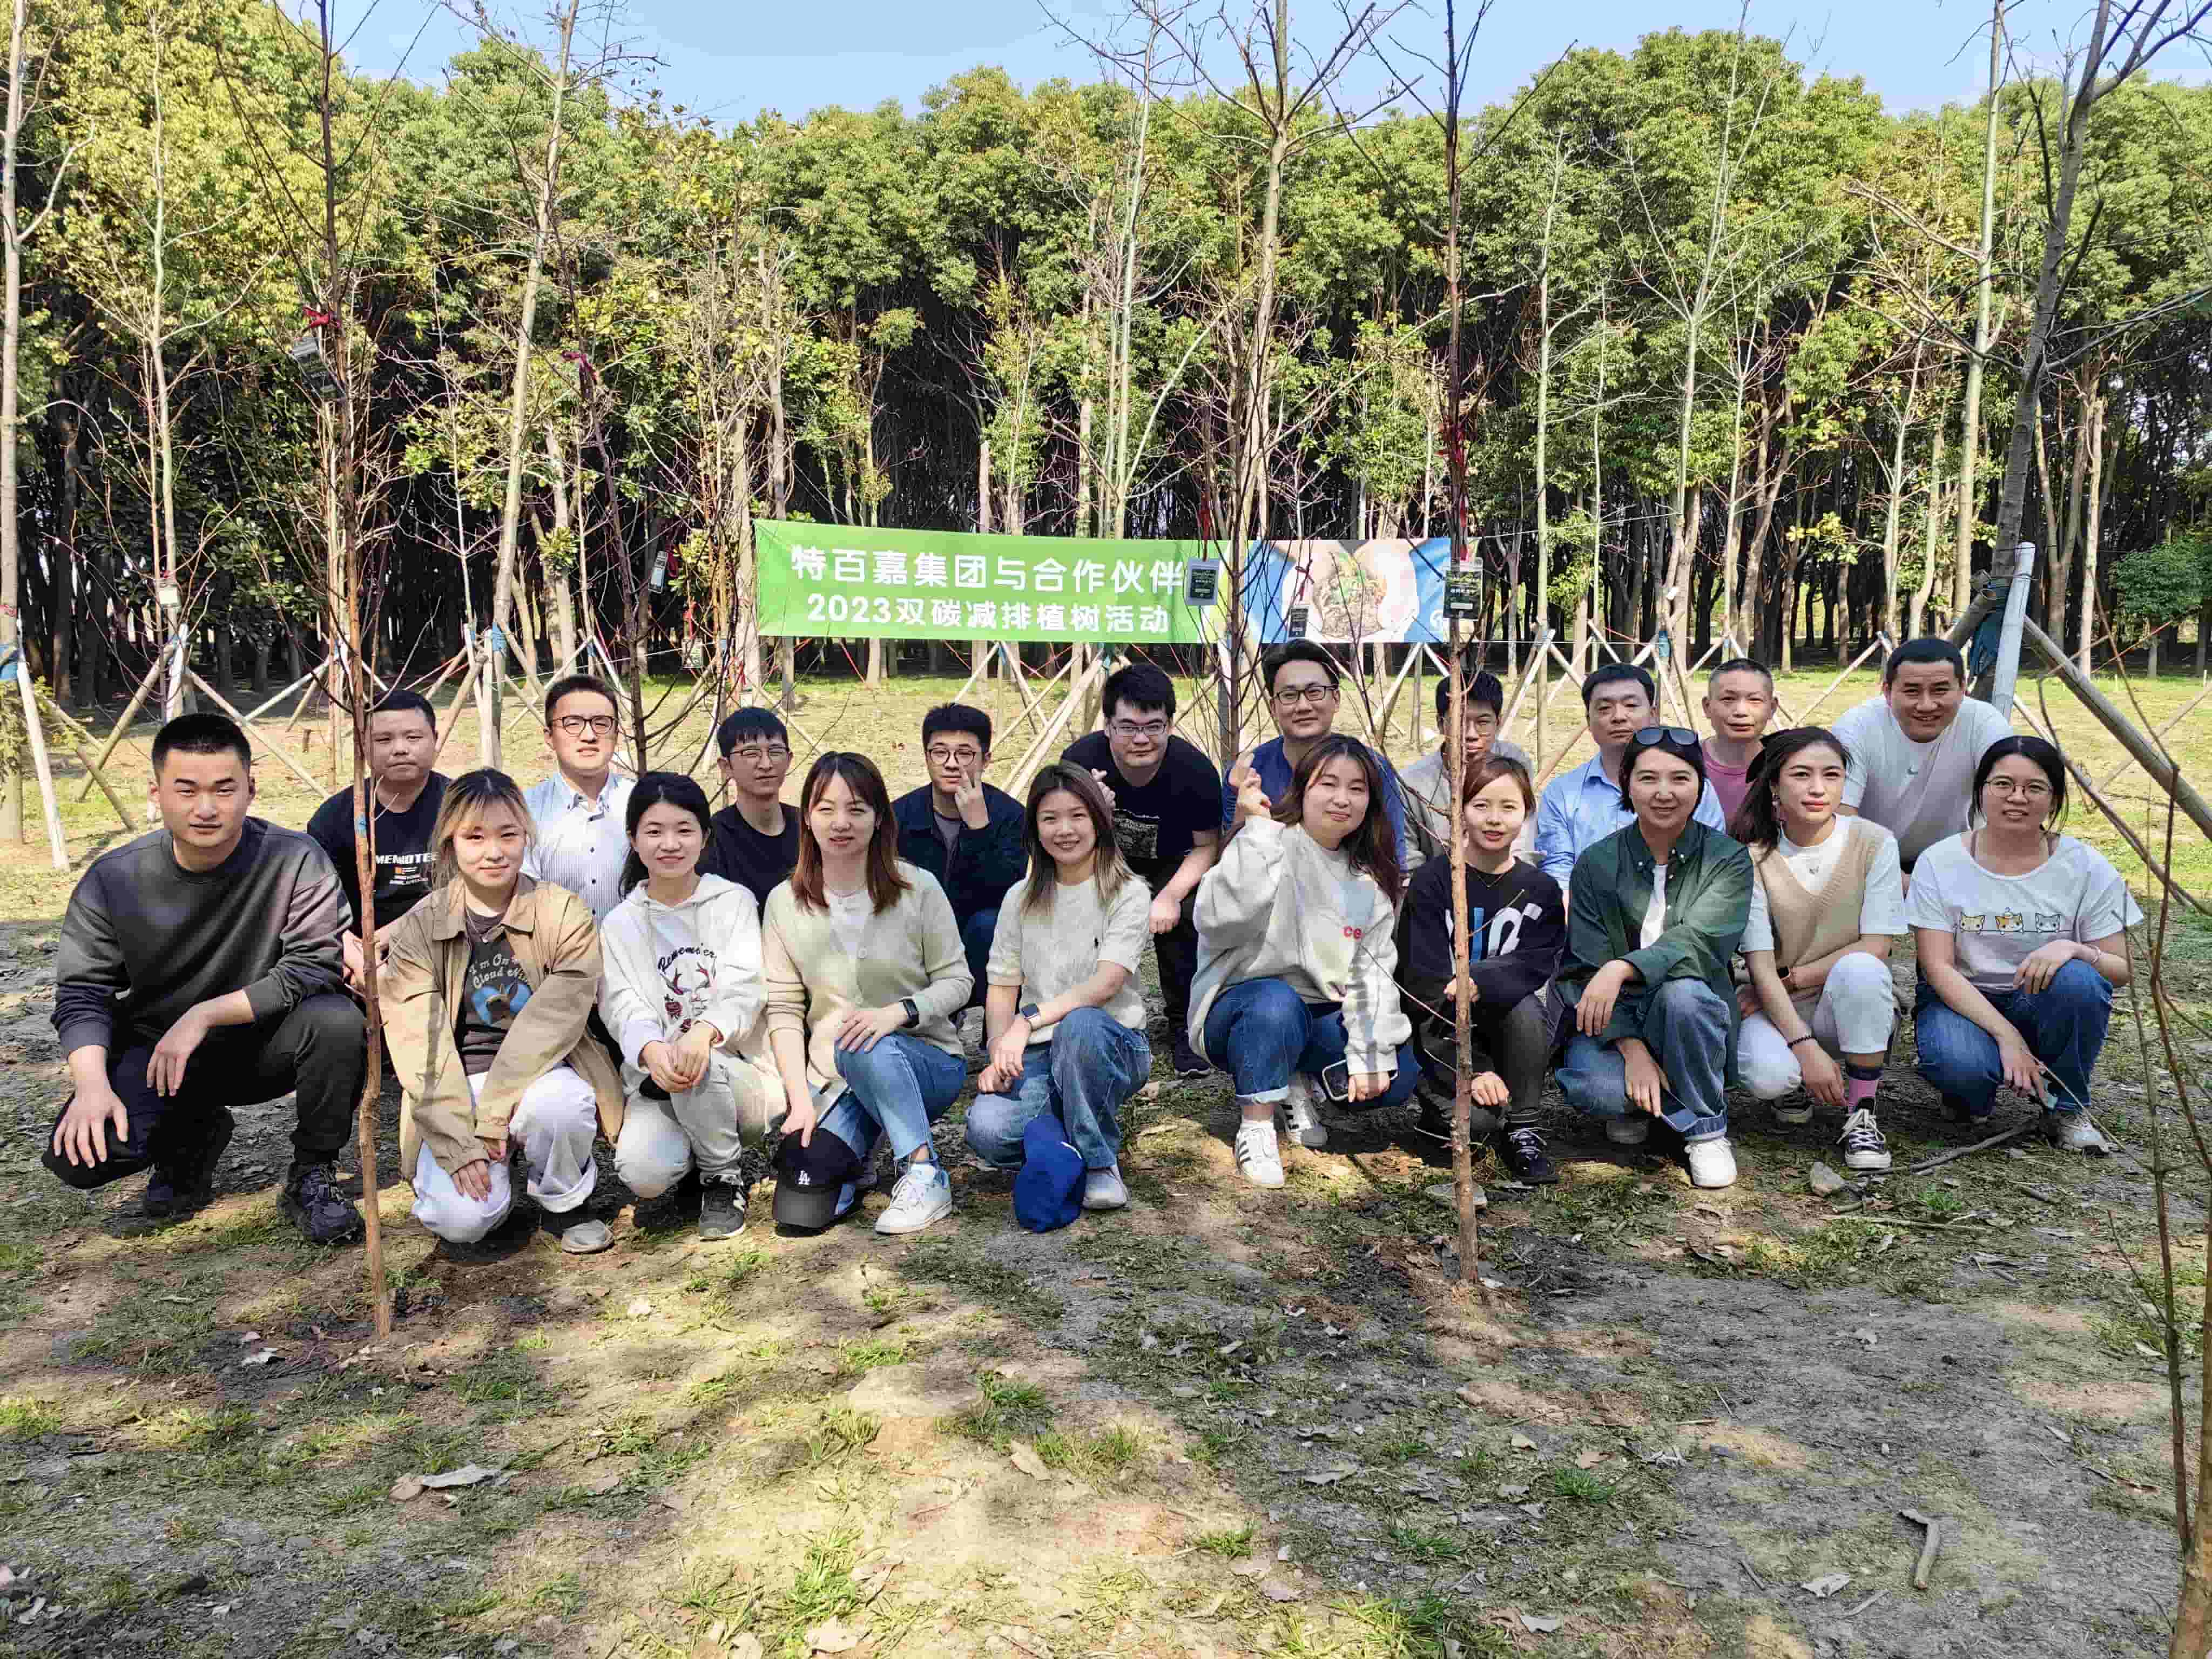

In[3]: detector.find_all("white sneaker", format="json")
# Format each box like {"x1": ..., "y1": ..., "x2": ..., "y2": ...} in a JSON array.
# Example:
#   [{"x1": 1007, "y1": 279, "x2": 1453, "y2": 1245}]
[
  {"x1": 1838, "y1": 1107, "x2": 1892, "y2": 1172},
  {"x1": 1604, "y1": 1116, "x2": 1651, "y2": 1147},
  {"x1": 874, "y1": 1161, "x2": 953, "y2": 1235},
  {"x1": 1283, "y1": 1075, "x2": 1329, "y2": 1149},
  {"x1": 1082, "y1": 1164, "x2": 1129, "y2": 1210},
  {"x1": 2046, "y1": 1111, "x2": 2112, "y2": 1155},
  {"x1": 1686, "y1": 1137, "x2": 1738, "y2": 1189},
  {"x1": 1235, "y1": 1120, "x2": 1285, "y2": 1189}
]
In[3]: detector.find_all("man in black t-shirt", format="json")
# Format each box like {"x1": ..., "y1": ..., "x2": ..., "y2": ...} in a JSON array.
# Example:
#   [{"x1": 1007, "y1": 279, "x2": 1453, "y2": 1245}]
[
  {"x1": 1063, "y1": 662, "x2": 1222, "y2": 1076},
  {"x1": 700, "y1": 707, "x2": 801, "y2": 911},
  {"x1": 305, "y1": 690, "x2": 449, "y2": 988}
]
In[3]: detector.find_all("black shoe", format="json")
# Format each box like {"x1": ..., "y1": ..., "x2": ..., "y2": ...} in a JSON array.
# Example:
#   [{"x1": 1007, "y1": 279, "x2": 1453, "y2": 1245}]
[
  {"x1": 1172, "y1": 1038, "x2": 1210, "y2": 1078},
  {"x1": 699, "y1": 1176, "x2": 750, "y2": 1240},
  {"x1": 1494, "y1": 1124, "x2": 1559, "y2": 1186},
  {"x1": 144, "y1": 1110, "x2": 235, "y2": 1218},
  {"x1": 281, "y1": 1161, "x2": 365, "y2": 1245}
]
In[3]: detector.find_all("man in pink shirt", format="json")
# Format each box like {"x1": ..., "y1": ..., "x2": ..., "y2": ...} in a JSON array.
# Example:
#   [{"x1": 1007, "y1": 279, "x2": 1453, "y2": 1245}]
[{"x1": 1702, "y1": 658, "x2": 1776, "y2": 824}]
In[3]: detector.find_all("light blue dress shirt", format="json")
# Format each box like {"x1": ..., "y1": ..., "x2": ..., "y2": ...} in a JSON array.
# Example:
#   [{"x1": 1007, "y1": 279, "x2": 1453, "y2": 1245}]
[
  {"x1": 522, "y1": 771, "x2": 637, "y2": 923},
  {"x1": 1533, "y1": 753, "x2": 1728, "y2": 886}
]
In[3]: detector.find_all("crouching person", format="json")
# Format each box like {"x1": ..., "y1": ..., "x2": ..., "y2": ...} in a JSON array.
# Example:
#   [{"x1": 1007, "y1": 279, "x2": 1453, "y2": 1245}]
[
  {"x1": 1556, "y1": 728, "x2": 1752, "y2": 1189},
  {"x1": 1192, "y1": 736, "x2": 1419, "y2": 1190},
  {"x1": 600, "y1": 773, "x2": 784, "y2": 1239},
  {"x1": 380, "y1": 770, "x2": 623, "y2": 1254},
  {"x1": 966, "y1": 765, "x2": 1155, "y2": 1213}
]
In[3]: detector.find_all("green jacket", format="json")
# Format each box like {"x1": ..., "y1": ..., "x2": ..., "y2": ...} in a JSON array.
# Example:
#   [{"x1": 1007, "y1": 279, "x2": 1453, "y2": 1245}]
[{"x1": 1558, "y1": 820, "x2": 1752, "y2": 1050}]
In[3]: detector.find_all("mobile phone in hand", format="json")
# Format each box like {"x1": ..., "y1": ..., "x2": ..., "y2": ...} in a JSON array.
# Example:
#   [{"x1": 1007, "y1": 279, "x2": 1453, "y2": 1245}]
[{"x1": 1319, "y1": 1059, "x2": 1352, "y2": 1103}]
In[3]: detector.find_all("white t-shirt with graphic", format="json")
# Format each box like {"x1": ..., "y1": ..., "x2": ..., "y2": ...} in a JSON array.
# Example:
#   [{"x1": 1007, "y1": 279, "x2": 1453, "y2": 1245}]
[
  {"x1": 1743, "y1": 818, "x2": 1907, "y2": 954},
  {"x1": 1903, "y1": 832, "x2": 2142, "y2": 992}
]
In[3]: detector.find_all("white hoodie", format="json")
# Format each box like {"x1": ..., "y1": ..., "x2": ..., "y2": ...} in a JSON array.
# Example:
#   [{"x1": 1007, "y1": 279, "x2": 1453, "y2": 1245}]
[{"x1": 598, "y1": 874, "x2": 768, "y2": 1092}]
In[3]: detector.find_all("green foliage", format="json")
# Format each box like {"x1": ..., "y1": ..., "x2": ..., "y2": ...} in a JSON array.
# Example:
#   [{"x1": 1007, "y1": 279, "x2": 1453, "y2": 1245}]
[{"x1": 2114, "y1": 533, "x2": 2210, "y2": 632}]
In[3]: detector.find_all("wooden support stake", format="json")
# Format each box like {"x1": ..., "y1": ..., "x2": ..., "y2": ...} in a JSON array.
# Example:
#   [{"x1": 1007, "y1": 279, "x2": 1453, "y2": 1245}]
[
  {"x1": 79, "y1": 631, "x2": 183, "y2": 798},
  {"x1": 37, "y1": 684, "x2": 137, "y2": 832},
  {"x1": 186, "y1": 671, "x2": 326, "y2": 794},
  {"x1": 429, "y1": 651, "x2": 482, "y2": 768},
  {"x1": 2012, "y1": 698, "x2": 2211, "y2": 919},
  {"x1": 1795, "y1": 633, "x2": 1891, "y2": 727},
  {"x1": 2097, "y1": 678, "x2": 2212, "y2": 793},
  {"x1": 281, "y1": 655, "x2": 335, "y2": 737},
  {"x1": 237, "y1": 669, "x2": 320, "y2": 727},
  {"x1": 2022, "y1": 619, "x2": 2212, "y2": 846},
  {"x1": 1005, "y1": 653, "x2": 1109, "y2": 795},
  {"x1": 14, "y1": 662, "x2": 66, "y2": 869}
]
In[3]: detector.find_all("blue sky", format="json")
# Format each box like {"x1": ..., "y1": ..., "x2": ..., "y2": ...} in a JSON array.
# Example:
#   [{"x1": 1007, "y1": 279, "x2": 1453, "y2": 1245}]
[{"x1": 354, "y1": 0, "x2": 2179, "y2": 126}]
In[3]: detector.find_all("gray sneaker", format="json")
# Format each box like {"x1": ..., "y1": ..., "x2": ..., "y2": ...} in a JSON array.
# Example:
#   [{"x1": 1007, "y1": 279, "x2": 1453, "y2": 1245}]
[
  {"x1": 1283, "y1": 1074, "x2": 1329, "y2": 1149},
  {"x1": 544, "y1": 1211, "x2": 612, "y2": 1254},
  {"x1": 1082, "y1": 1164, "x2": 1129, "y2": 1211},
  {"x1": 2046, "y1": 1110, "x2": 2112, "y2": 1155},
  {"x1": 874, "y1": 1161, "x2": 954, "y2": 1235}
]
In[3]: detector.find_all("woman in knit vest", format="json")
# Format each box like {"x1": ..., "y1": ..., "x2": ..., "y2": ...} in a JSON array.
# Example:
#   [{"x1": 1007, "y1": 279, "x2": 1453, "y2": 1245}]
[
  {"x1": 1729, "y1": 728, "x2": 1906, "y2": 1172},
  {"x1": 762, "y1": 753, "x2": 974, "y2": 1236},
  {"x1": 1191, "y1": 736, "x2": 1419, "y2": 1190}
]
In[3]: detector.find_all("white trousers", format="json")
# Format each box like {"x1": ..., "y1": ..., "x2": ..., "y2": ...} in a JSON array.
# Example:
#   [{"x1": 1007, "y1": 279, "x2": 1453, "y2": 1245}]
[
  {"x1": 409, "y1": 1065, "x2": 601, "y2": 1243},
  {"x1": 612, "y1": 1051, "x2": 782, "y2": 1197},
  {"x1": 1737, "y1": 952, "x2": 1897, "y2": 1100}
]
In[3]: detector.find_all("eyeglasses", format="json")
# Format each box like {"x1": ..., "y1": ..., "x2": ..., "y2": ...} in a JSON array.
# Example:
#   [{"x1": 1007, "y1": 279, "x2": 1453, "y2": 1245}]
[
  {"x1": 1109, "y1": 719, "x2": 1169, "y2": 740},
  {"x1": 729, "y1": 745, "x2": 790, "y2": 766},
  {"x1": 1272, "y1": 683, "x2": 1337, "y2": 705},
  {"x1": 1985, "y1": 778, "x2": 2052, "y2": 799},
  {"x1": 925, "y1": 745, "x2": 984, "y2": 765},
  {"x1": 553, "y1": 714, "x2": 618, "y2": 737},
  {"x1": 1633, "y1": 726, "x2": 1698, "y2": 747}
]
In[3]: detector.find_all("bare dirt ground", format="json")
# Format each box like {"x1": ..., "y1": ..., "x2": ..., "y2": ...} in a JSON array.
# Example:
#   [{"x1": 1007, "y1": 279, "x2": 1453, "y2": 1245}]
[{"x1": 0, "y1": 665, "x2": 2204, "y2": 1658}]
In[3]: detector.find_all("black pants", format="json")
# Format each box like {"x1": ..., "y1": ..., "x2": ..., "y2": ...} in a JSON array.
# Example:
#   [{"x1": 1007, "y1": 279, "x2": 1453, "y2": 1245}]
[
  {"x1": 1135, "y1": 870, "x2": 1198, "y2": 1043},
  {"x1": 43, "y1": 993, "x2": 366, "y2": 1190},
  {"x1": 1415, "y1": 988, "x2": 1558, "y2": 1133}
]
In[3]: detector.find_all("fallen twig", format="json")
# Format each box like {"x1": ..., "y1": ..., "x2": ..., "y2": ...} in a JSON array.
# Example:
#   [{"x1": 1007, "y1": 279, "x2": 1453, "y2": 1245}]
[
  {"x1": 1904, "y1": 1121, "x2": 2038, "y2": 1174},
  {"x1": 1899, "y1": 1509, "x2": 1943, "y2": 1590},
  {"x1": 1840, "y1": 1586, "x2": 1890, "y2": 1619},
  {"x1": 1738, "y1": 1554, "x2": 1770, "y2": 1593},
  {"x1": 1824, "y1": 1215, "x2": 1988, "y2": 1233}
]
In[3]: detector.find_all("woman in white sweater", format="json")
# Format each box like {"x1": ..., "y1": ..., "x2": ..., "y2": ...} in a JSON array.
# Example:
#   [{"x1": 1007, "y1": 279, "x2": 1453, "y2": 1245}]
[
  {"x1": 598, "y1": 772, "x2": 784, "y2": 1239},
  {"x1": 1192, "y1": 735, "x2": 1418, "y2": 1189},
  {"x1": 763, "y1": 753, "x2": 974, "y2": 1236}
]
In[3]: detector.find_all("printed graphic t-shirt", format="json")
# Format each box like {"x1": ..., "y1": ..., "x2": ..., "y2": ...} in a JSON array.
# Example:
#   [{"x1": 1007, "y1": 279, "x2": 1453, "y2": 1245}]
[
  {"x1": 306, "y1": 773, "x2": 449, "y2": 931},
  {"x1": 456, "y1": 905, "x2": 532, "y2": 1075},
  {"x1": 1061, "y1": 731, "x2": 1222, "y2": 878},
  {"x1": 1903, "y1": 832, "x2": 2142, "y2": 992}
]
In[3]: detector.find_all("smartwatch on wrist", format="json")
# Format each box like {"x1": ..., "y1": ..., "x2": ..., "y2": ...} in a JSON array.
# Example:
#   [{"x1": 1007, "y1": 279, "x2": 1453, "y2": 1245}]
[
  {"x1": 1019, "y1": 1002, "x2": 1041, "y2": 1023},
  {"x1": 900, "y1": 997, "x2": 920, "y2": 1028}
]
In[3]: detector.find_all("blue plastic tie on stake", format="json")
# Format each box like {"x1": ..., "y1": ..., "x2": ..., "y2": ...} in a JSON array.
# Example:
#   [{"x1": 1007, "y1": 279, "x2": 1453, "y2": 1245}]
[
  {"x1": 0, "y1": 643, "x2": 18, "y2": 684},
  {"x1": 484, "y1": 626, "x2": 506, "y2": 653}
]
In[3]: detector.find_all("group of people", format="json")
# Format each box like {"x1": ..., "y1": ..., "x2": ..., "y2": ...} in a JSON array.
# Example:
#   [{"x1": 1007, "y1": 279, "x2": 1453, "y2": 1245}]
[{"x1": 39, "y1": 631, "x2": 2139, "y2": 1258}]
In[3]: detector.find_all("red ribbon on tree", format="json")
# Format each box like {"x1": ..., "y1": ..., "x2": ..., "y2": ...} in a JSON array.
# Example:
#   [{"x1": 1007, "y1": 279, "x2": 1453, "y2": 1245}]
[{"x1": 302, "y1": 306, "x2": 337, "y2": 329}]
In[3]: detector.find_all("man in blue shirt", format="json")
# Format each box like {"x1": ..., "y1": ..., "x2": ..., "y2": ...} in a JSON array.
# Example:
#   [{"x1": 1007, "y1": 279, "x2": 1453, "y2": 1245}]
[
  {"x1": 1219, "y1": 640, "x2": 1407, "y2": 860},
  {"x1": 1534, "y1": 663, "x2": 1727, "y2": 887}
]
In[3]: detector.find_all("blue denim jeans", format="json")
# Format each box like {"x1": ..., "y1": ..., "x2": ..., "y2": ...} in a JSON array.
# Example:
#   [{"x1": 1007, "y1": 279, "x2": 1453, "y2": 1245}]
[
  {"x1": 959, "y1": 909, "x2": 1000, "y2": 1011},
  {"x1": 966, "y1": 1007, "x2": 1151, "y2": 1171},
  {"x1": 1914, "y1": 957, "x2": 2112, "y2": 1120},
  {"x1": 1559, "y1": 978, "x2": 1732, "y2": 1142},
  {"x1": 1202, "y1": 976, "x2": 1420, "y2": 1110},
  {"x1": 825, "y1": 1032, "x2": 969, "y2": 1163}
]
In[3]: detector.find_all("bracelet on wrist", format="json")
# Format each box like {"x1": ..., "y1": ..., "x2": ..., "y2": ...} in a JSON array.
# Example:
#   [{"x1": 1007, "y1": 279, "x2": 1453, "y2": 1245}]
[{"x1": 1787, "y1": 1034, "x2": 1818, "y2": 1050}]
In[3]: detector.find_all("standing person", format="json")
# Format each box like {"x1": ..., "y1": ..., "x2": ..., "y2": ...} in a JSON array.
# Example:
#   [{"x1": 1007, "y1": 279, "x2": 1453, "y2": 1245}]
[
  {"x1": 1193, "y1": 736, "x2": 1419, "y2": 1190},
  {"x1": 1219, "y1": 642, "x2": 1408, "y2": 861},
  {"x1": 305, "y1": 689, "x2": 451, "y2": 988},
  {"x1": 380, "y1": 770, "x2": 622, "y2": 1253},
  {"x1": 1534, "y1": 666, "x2": 1727, "y2": 887},
  {"x1": 700, "y1": 706, "x2": 800, "y2": 912},
  {"x1": 1401, "y1": 669, "x2": 1532, "y2": 874},
  {"x1": 1555, "y1": 728, "x2": 1752, "y2": 1189},
  {"x1": 765, "y1": 754, "x2": 974, "y2": 1236},
  {"x1": 1831, "y1": 637, "x2": 2012, "y2": 872},
  {"x1": 891, "y1": 704, "x2": 1024, "y2": 1010},
  {"x1": 1700, "y1": 659, "x2": 1777, "y2": 824},
  {"x1": 600, "y1": 773, "x2": 783, "y2": 1240},
  {"x1": 43, "y1": 713, "x2": 366, "y2": 1243},
  {"x1": 1062, "y1": 662, "x2": 1220, "y2": 1077},
  {"x1": 1396, "y1": 755, "x2": 1566, "y2": 1184},
  {"x1": 1907, "y1": 736, "x2": 2137, "y2": 1152},
  {"x1": 1730, "y1": 729, "x2": 1906, "y2": 1172},
  {"x1": 967, "y1": 765, "x2": 1155, "y2": 1212},
  {"x1": 523, "y1": 674, "x2": 635, "y2": 923}
]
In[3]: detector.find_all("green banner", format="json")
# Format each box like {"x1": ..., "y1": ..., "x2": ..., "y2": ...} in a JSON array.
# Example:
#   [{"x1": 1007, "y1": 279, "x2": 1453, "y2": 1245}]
[{"x1": 755, "y1": 521, "x2": 1215, "y2": 644}]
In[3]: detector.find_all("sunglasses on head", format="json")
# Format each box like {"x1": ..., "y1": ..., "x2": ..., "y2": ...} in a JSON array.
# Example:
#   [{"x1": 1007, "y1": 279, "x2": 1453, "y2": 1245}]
[{"x1": 1633, "y1": 726, "x2": 1698, "y2": 747}]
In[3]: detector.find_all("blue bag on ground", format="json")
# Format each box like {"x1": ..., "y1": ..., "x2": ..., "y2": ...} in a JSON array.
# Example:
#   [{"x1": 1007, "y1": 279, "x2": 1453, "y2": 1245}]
[{"x1": 1013, "y1": 1116, "x2": 1084, "y2": 1233}]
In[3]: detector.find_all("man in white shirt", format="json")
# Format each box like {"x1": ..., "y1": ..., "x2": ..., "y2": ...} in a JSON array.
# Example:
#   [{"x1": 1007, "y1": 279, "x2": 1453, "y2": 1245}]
[
  {"x1": 1830, "y1": 637, "x2": 2012, "y2": 872},
  {"x1": 523, "y1": 675, "x2": 635, "y2": 923}
]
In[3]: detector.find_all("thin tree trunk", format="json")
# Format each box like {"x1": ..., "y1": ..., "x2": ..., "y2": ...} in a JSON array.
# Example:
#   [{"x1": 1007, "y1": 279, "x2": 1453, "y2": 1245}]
[{"x1": 2079, "y1": 392, "x2": 2106, "y2": 672}]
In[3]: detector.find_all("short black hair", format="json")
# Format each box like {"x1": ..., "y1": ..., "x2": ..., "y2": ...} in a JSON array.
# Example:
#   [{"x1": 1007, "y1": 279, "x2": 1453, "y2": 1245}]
[
  {"x1": 1434, "y1": 668, "x2": 1505, "y2": 723},
  {"x1": 716, "y1": 706, "x2": 789, "y2": 756},
  {"x1": 544, "y1": 673, "x2": 618, "y2": 725},
  {"x1": 368, "y1": 689, "x2": 436, "y2": 727},
  {"x1": 1582, "y1": 663, "x2": 1655, "y2": 709},
  {"x1": 1884, "y1": 637, "x2": 1966, "y2": 686},
  {"x1": 922, "y1": 703, "x2": 993, "y2": 751},
  {"x1": 151, "y1": 712, "x2": 251, "y2": 775},
  {"x1": 1971, "y1": 734, "x2": 2069, "y2": 831},
  {"x1": 1708, "y1": 657, "x2": 1772, "y2": 689},
  {"x1": 1102, "y1": 661, "x2": 1176, "y2": 723},
  {"x1": 1620, "y1": 725, "x2": 1705, "y2": 808},
  {"x1": 1263, "y1": 640, "x2": 1339, "y2": 693}
]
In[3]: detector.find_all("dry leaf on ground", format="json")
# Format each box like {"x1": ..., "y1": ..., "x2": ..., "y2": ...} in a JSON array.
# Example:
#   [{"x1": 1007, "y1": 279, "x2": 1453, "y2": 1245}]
[
  {"x1": 805, "y1": 1620, "x2": 864, "y2": 1653},
  {"x1": 1802, "y1": 1572, "x2": 1851, "y2": 1598},
  {"x1": 1008, "y1": 1441, "x2": 1050, "y2": 1480}
]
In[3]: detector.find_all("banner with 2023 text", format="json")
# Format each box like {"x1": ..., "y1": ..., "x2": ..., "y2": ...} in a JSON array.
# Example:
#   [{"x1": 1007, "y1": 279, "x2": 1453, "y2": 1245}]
[{"x1": 754, "y1": 522, "x2": 1217, "y2": 645}]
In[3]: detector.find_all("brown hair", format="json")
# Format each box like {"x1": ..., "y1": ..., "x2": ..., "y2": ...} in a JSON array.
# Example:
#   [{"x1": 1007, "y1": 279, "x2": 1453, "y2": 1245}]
[
  {"x1": 1019, "y1": 764, "x2": 1131, "y2": 919},
  {"x1": 790, "y1": 752, "x2": 911, "y2": 914},
  {"x1": 1274, "y1": 735, "x2": 1402, "y2": 905},
  {"x1": 429, "y1": 768, "x2": 534, "y2": 889},
  {"x1": 1459, "y1": 753, "x2": 1535, "y2": 812}
]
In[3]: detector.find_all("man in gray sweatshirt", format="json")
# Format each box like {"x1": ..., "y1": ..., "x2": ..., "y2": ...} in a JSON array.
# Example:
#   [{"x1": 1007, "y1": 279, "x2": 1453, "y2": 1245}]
[{"x1": 43, "y1": 713, "x2": 367, "y2": 1243}]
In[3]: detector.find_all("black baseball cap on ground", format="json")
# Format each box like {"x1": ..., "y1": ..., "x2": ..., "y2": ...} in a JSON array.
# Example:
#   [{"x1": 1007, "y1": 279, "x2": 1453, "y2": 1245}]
[{"x1": 772, "y1": 1125, "x2": 865, "y2": 1231}]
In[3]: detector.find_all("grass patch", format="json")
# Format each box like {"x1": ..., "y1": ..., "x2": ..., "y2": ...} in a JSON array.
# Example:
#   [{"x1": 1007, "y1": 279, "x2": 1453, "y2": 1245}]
[
  {"x1": 1191, "y1": 1525, "x2": 1256, "y2": 1559},
  {"x1": 451, "y1": 1351, "x2": 550, "y2": 1409},
  {"x1": 836, "y1": 1336, "x2": 913, "y2": 1376},
  {"x1": 801, "y1": 1408, "x2": 880, "y2": 1469},
  {"x1": 1386, "y1": 1521, "x2": 1468, "y2": 1564},
  {"x1": 948, "y1": 1370, "x2": 1054, "y2": 1449},
  {"x1": 1548, "y1": 1465, "x2": 1617, "y2": 1505},
  {"x1": 527, "y1": 1570, "x2": 586, "y2": 1616},
  {"x1": 1371, "y1": 1431, "x2": 1428, "y2": 1464},
  {"x1": 0, "y1": 1395, "x2": 62, "y2": 1439},
  {"x1": 0, "y1": 1234, "x2": 41, "y2": 1274},
  {"x1": 1340, "y1": 1591, "x2": 1511, "y2": 1657},
  {"x1": 1035, "y1": 1424, "x2": 1147, "y2": 1481}
]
